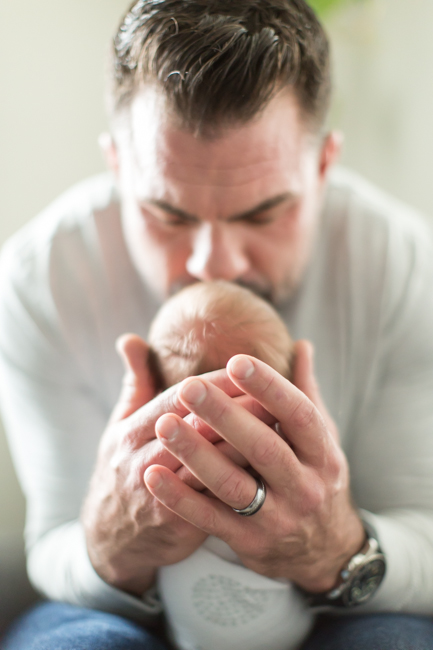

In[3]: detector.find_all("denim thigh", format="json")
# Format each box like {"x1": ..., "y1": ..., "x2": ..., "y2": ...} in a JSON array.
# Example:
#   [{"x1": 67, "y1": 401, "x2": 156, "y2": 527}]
[
  {"x1": 1, "y1": 601, "x2": 170, "y2": 650},
  {"x1": 302, "y1": 612, "x2": 433, "y2": 650}
]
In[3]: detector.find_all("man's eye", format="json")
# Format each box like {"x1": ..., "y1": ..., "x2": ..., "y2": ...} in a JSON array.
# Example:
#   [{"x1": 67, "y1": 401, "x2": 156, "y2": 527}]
[
  {"x1": 158, "y1": 216, "x2": 190, "y2": 226},
  {"x1": 242, "y1": 215, "x2": 274, "y2": 226},
  {"x1": 140, "y1": 207, "x2": 193, "y2": 227}
]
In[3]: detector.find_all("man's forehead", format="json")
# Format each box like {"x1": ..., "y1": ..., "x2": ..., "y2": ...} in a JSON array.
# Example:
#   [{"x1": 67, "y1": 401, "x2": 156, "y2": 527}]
[{"x1": 125, "y1": 87, "x2": 312, "y2": 187}]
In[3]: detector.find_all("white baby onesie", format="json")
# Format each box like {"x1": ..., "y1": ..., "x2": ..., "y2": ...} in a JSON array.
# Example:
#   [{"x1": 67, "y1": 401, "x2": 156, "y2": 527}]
[{"x1": 158, "y1": 536, "x2": 313, "y2": 650}]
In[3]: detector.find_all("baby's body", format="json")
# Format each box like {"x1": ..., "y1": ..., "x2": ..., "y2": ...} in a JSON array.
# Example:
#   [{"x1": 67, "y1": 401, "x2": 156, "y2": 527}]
[{"x1": 148, "y1": 282, "x2": 312, "y2": 650}]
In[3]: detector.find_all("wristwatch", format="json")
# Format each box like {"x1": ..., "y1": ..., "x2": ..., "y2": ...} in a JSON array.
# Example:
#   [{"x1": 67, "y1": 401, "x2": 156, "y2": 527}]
[{"x1": 300, "y1": 520, "x2": 386, "y2": 608}]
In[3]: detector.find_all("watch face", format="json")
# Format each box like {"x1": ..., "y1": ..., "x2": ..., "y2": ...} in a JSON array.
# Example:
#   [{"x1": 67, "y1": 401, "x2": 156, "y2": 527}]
[{"x1": 343, "y1": 558, "x2": 386, "y2": 607}]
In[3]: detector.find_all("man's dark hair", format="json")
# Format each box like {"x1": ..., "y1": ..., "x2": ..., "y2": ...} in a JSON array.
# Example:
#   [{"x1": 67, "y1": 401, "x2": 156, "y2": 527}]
[{"x1": 110, "y1": 0, "x2": 331, "y2": 135}]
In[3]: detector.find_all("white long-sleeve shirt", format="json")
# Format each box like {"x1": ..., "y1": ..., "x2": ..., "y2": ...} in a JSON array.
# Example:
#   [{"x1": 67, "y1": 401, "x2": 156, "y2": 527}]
[{"x1": 1, "y1": 168, "x2": 433, "y2": 643}]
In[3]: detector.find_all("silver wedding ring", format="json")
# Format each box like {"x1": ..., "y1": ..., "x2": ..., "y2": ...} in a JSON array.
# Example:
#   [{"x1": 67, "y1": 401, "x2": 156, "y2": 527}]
[{"x1": 232, "y1": 476, "x2": 267, "y2": 517}]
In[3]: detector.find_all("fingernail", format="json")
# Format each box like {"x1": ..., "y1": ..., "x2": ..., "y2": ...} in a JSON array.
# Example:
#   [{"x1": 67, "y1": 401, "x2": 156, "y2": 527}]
[
  {"x1": 229, "y1": 356, "x2": 255, "y2": 380},
  {"x1": 180, "y1": 379, "x2": 207, "y2": 406},
  {"x1": 145, "y1": 469, "x2": 162, "y2": 489},
  {"x1": 157, "y1": 416, "x2": 179, "y2": 442}
]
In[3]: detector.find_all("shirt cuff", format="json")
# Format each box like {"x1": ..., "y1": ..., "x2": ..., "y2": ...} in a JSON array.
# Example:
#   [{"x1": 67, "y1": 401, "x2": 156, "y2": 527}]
[
  {"x1": 28, "y1": 521, "x2": 163, "y2": 624},
  {"x1": 357, "y1": 508, "x2": 433, "y2": 614}
]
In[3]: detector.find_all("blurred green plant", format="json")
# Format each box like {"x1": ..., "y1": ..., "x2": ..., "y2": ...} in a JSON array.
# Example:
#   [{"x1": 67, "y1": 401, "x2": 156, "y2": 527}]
[{"x1": 309, "y1": 0, "x2": 364, "y2": 16}]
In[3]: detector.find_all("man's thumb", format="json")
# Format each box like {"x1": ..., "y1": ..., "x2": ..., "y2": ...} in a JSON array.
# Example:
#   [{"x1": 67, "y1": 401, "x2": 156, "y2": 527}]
[{"x1": 110, "y1": 333, "x2": 156, "y2": 422}]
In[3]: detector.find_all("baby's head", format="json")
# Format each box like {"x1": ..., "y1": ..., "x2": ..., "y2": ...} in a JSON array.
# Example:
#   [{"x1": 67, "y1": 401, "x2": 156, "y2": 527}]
[{"x1": 148, "y1": 281, "x2": 293, "y2": 389}]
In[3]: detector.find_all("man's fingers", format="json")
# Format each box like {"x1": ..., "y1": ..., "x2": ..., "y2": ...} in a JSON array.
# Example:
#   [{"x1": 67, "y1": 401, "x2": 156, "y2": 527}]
[
  {"x1": 112, "y1": 362, "x2": 245, "y2": 453},
  {"x1": 176, "y1": 440, "x2": 249, "y2": 490},
  {"x1": 201, "y1": 368, "x2": 245, "y2": 398},
  {"x1": 291, "y1": 340, "x2": 339, "y2": 443},
  {"x1": 185, "y1": 395, "x2": 274, "y2": 443},
  {"x1": 120, "y1": 383, "x2": 190, "y2": 449},
  {"x1": 139, "y1": 438, "x2": 184, "y2": 474},
  {"x1": 176, "y1": 378, "x2": 300, "y2": 487},
  {"x1": 110, "y1": 334, "x2": 156, "y2": 423},
  {"x1": 226, "y1": 355, "x2": 332, "y2": 466},
  {"x1": 144, "y1": 465, "x2": 242, "y2": 539},
  {"x1": 123, "y1": 367, "x2": 242, "y2": 447},
  {"x1": 156, "y1": 414, "x2": 260, "y2": 510}
]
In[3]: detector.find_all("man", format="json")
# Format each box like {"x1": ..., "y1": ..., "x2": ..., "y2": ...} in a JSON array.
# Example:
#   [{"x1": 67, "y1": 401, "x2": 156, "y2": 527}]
[{"x1": 1, "y1": 1, "x2": 433, "y2": 649}]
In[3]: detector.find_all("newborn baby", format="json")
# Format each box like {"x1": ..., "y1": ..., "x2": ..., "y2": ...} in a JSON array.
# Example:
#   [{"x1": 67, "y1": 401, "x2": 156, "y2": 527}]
[
  {"x1": 148, "y1": 279, "x2": 293, "y2": 388},
  {"x1": 148, "y1": 281, "x2": 312, "y2": 650}
]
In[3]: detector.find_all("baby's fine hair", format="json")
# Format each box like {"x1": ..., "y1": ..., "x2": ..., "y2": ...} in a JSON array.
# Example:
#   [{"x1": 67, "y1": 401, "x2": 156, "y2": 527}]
[{"x1": 148, "y1": 280, "x2": 293, "y2": 388}]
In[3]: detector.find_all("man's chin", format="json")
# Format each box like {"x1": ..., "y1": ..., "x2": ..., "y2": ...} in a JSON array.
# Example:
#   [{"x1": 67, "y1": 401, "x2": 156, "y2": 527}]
[{"x1": 234, "y1": 279, "x2": 273, "y2": 303}]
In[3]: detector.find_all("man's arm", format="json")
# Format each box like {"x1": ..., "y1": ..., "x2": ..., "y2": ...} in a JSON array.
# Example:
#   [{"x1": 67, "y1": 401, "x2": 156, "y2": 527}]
[
  {"x1": 0, "y1": 244, "x2": 218, "y2": 620},
  {"x1": 81, "y1": 334, "x2": 208, "y2": 596}
]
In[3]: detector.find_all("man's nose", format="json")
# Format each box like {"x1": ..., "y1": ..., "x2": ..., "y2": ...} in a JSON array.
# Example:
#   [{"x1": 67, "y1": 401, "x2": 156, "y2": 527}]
[{"x1": 186, "y1": 223, "x2": 250, "y2": 282}]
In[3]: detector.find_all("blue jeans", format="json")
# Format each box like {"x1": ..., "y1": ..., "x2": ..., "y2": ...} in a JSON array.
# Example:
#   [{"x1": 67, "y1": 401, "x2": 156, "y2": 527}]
[
  {"x1": 2, "y1": 602, "x2": 433, "y2": 650},
  {"x1": 1, "y1": 603, "x2": 170, "y2": 650},
  {"x1": 301, "y1": 612, "x2": 433, "y2": 650}
]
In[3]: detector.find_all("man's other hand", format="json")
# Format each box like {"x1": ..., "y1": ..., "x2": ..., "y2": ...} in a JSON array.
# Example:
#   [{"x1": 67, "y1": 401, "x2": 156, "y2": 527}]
[{"x1": 82, "y1": 334, "x2": 210, "y2": 596}]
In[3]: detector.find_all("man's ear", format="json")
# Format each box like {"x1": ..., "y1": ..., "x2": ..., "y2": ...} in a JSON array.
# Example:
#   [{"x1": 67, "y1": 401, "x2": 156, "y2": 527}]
[
  {"x1": 318, "y1": 130, "x2": 344, "y2": 181},
  {"x1": 98, "y1": 132, "x2": 119, "y2": 178}
]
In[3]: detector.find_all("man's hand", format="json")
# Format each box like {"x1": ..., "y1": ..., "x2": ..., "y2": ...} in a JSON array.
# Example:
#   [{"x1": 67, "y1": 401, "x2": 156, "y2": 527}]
[
  {"x1": 144, "y1": 341, "x2": 365, "y2": 593},
  {"x1": 82, "y1": 334, "x2": 217, "y2": 596}
]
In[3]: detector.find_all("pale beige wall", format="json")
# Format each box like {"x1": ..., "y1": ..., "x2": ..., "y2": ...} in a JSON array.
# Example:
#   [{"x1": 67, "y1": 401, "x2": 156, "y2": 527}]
[
  {"x1": 0, "y1": 0, "x2": 130, "y2": 534},
  {"x1": 1, "y1": 0, "x2": 432, "y2": 535},
  {"x1": 328, "y1": 0, "x2": 433, "y2": 218}
]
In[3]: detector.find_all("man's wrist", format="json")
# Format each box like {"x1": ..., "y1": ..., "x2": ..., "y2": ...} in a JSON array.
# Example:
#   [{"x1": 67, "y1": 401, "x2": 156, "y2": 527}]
[
  {"x1": 322, "y1": 513, "x2": 367, "y2": 593},
  {"x1": 86, "y1": 542, "x2": 158, "y2": 596},
  {"x1": 111, "y1": 569, "x2": 158, "y2": 597},
  {"x1": 298, "y1": 518, "x2": 386, "y2": 608},
  {"x1": 295, "y1": 510, "x2": 366, "y2": 594}
]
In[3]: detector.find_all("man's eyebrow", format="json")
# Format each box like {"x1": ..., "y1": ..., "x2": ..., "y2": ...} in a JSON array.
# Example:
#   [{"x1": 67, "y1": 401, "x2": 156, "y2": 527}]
[
  {"x1": 147, "y1": 200, "x2": 198, "y2": 222},
  {"x1": 145, "y1": 192, "x2": 295, "y2": 222},
  {"x1": 228, "y1": 192, "x2": 295, "y2": 222}
]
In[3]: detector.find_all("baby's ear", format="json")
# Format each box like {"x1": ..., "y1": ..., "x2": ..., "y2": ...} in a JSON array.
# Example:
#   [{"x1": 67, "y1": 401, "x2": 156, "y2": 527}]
[
  {"x1": 110, "y1": 334, "x2": 157, "y2": 422},
  {"x1": 286, "y1": 345, "x2": 295, "y2": 382},
  {"x1": 146, "y1": 346, "x2": 167, "y2": 395}
]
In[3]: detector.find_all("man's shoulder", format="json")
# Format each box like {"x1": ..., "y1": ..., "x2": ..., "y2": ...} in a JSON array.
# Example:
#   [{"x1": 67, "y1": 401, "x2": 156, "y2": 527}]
[
  {"x1": 326, "y1": 167, "x2": 432, "y2": 247},
  {"x1": 0, "y1": 173, "x2": 123, "y2": 345},
  {"x1": 323, "y1": 168, "x2": 433, "y2": 342},
  {"x1": 1, "y1": 173, "x2": 118, "y2": 273},
  {"x1": 0, "y1": 173, "x2": 122, "y2": 313},
  {"x1": 0, "y1": 174, "x2": 144, "y2": 391}
]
